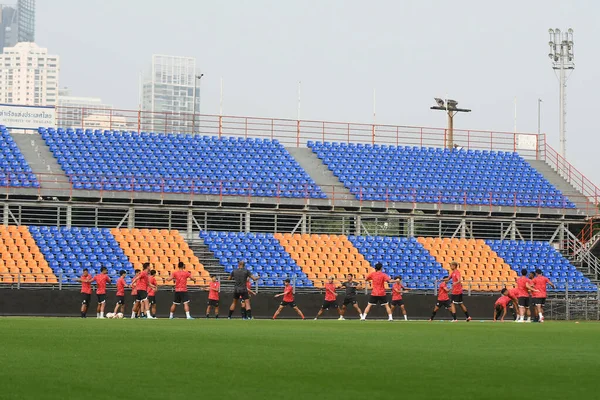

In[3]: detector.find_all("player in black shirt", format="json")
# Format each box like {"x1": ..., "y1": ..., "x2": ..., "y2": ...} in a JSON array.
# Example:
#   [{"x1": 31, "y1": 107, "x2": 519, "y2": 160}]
[
  {"x1": 227, "y1": 261, "x2": 258, "y2": 319},
  {"x1": 338, "y1": 274, "x2": 363, "y2": 320}
]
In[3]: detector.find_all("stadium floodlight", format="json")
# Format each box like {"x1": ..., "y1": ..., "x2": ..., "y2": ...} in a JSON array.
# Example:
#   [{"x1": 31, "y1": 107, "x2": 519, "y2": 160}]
[
  {"x1": 430, "y1": 98, "x2": 471, "y2": 149},
  {"x1": 548, "y1": 27, "x2": 574, "y2": 159}
]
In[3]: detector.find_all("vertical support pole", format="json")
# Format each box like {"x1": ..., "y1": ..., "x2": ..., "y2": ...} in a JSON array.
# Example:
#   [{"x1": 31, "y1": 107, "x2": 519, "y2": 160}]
[
  {"x1": 447, "y1": 112, "x2": 454, "y2": 149},
  {"x1": 245, "y1": 211, "x2": 251, "y2": 233},
  {"x1": 66, "y1": 204, "x2": 72, "y2": 228},
  {"x1": 565, "y1": 283, "x2": 570, "y2": 321},
  {"x1": 301, "y1": 214, "x2": 307, "y2": 234},
  {"x1": 407, "y1": 217, "x2": 415, "y2": 238},
  {"x1": 510, "y1": 221, "x2": 516, "y2": 241},
  {"x1": 559, "y1": 223, "x2": 565, "y2": 251},
  {"x1": 3, "y1": 203, "x2": 8, "y2": 226},
  {"x1": 355, "y1": 215, "x2": 361, "y2": 236},
  {"x1": 460, "y1": 219, "x2": 466, "y2": 239},
  {"x1": 187, "y1": 209, "x2": 193, "y2": 240},
  {"x1": 128, "y1": 207, "x2": 135, "y2": 230}
]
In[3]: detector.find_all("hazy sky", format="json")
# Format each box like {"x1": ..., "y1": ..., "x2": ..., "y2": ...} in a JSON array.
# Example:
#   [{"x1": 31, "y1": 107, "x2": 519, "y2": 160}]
[{"x1": 36, "y1": 0, "x2": 600, "y2": 184}]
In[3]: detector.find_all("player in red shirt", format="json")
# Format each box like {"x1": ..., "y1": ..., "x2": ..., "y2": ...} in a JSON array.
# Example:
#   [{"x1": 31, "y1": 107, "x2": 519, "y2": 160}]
[
  {"x1": 112, "y1": 270, "x2": 127, "y2": 316},
  {"x1": 429, "y1": 276, "x2": 456, "y2": 321},
  {"x1": 130, "y1": 269, "x2": 140, "y2": 319},
  {"x1": 506, "y1": 287, "x2": 520, "y2": 321},
  {"x1": 75, "y1": 268, "x2": 93, "y2": 318},
  {"x1": 362, "y1": 263, "x2": 394, "y2": 321},
  {"x1": 516, "y1": 268, "x2": 538, "y2": 323},
  {"x1": 449, "y1": 261, "x2": 471, "y2": 322},
  {"x1": 314, "y1": 276, "x2": 340, "y2": 320},
  {"x1": 494, "y1": 288, "x2": 512, "y2": 322},
  {"x1": 390, "y1": 276, "x2": 410, "y2": 321},
  {"x1": 131, "y1": 263, "x2": 155, "y2": 319},
  {"x1": 166, "y1": 261, "x2": 197, "y2": 319},
  {"x1": 148, "y1": 270, "x2": 158, "y2": 318},
  {"x1": 240, "y1": 278, "x2": 256, "y2": 320},
  {"x1": 91, "y1": 266, "x2": 111, "y2": 319},
  {"x1": 273, "y1": 278, "x2": 305, "y2": 319},
  {"x1": 205, "y1": 275, "x2": 220, "y2": 318},
  {"x1": 532, "y1": 269, "x2": 555, "y2": 323}
]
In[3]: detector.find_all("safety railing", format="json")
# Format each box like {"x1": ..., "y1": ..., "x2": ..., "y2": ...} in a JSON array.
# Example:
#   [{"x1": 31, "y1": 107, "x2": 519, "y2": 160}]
[{"x1": 1, "y1": 172, "x2": 597, "y2": 215}]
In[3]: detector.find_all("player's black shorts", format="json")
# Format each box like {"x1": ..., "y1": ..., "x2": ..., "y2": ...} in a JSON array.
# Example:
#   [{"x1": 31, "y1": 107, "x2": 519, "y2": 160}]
[
  {"x1": 532, "y1": 297, "x2": 546, "y2": 306},
  {"x1": 451, "y1": 294, "x2": 463, "y2": 304},
  {"x1": 148, "y1": 296, "x2": 156, "y2": 305},
  {"x1": 207, "y1": 299, "x2": 219, "y2": 307},
  {"x1": 137, "y1": 290, "x2": 148, "y2": 301},
  {"x1": 436, "y1": 299, "x2": 451, "y2": 309},
  {"x1": 343, "y1": 297, "x2": 357, "y2": 306},
  {"x1": 234, "y1": 288, "x2": 249, "y2": 300},
  {"x1": 280, "y1": 301, "x2": 296, "y2": 308},
  {"x1": 81, "y1": 293, "x2": 91, "y2": 305},
  {"x1": 132, "y1": 294, "x2": 140, "y2": 303},
  {"x1": 116, "y1": 296, "x2": 125, "y2": 305},
  {"x1": 321, "y1": 300, "x2": 338, "y2": 310},
  {"x1": 97, "y1": 294, "x2": 106, "y2": 304},
  {"x1": 391, "y1": 299, "x2": 404, "y2": 306},
  {"x1": 368, "y1": 295, "x2": 389, "y2": 305},
  {"x1": 173, "y1": 291, "x2": 190, "y2": 305},
  {"x1": 518, "y1": 297, "x2": 530, "y2": 307}
]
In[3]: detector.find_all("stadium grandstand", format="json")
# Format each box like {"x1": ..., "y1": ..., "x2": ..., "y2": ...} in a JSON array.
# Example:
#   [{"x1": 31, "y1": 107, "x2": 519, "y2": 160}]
[{"x1": 0, "y1": 108, "x2": 599, "y2": 320}]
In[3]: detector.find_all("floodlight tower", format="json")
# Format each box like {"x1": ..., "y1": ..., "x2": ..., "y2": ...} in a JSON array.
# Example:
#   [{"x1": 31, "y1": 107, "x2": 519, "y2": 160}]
[
  {"x1": 430, "y1": 98, "x2": 471, "y2": 149},
  {"x1": 548, "y1": 28, "x2": 574, "y2": 159}
]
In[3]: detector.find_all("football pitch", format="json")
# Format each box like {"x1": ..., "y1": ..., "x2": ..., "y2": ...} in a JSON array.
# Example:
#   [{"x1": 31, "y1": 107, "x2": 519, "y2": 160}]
[{"x1": 0, "y1": 318, "x2": 598, "y2": 400}]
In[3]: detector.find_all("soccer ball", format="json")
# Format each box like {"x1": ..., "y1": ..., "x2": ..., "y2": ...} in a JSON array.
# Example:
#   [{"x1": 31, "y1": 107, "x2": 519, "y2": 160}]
[
  {"x1": 106, "y1": 312, "x2": 115, "y2": 319},
  {"x1": 116, "y1": 313, "x2": 124, "y2": 319}
]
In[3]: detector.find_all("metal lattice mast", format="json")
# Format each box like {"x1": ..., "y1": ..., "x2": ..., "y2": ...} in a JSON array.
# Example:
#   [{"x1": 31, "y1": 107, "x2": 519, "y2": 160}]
[{"x1": 548, "y1": 28, "x2": 575, "y2": 160}]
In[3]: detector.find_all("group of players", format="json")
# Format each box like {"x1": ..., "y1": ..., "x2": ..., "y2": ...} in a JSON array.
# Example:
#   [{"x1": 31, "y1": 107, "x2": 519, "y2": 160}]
[{"x1": 75, "y1": 259, "x2": 555, "y2": 322}]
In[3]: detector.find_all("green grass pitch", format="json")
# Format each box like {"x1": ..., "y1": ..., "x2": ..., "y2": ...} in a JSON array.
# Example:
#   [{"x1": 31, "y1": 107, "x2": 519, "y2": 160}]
[{"x1": 0, "y1": 318, "x2": 598, "y2": 400}]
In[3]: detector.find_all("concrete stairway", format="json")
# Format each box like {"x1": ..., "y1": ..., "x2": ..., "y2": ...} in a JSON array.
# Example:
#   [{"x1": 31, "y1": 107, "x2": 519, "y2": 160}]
[
  {"x1": 187, "y1": 238, "x2": 224, "y2": 276},
  {"x1": 11, "y1": 132, "x2": 70, "y2": 191},
  {"x1": 287, "y1": 147, "x2": 353, "y2": 201},
  {"x1": 528, "y1": 159, "x2": 589, "y2": 210}
]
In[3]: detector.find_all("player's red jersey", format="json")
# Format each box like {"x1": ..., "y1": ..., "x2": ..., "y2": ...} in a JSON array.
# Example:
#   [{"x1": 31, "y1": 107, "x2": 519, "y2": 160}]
[
  {"x1": 116, "y1": 276, "x2": 126, "y2": 296},
  {"x1": 208, "y1": 281, "x2": 220, "y2": 300},
  {"x1": 92, "y1": 274, "x2": 111, "y2": 295},
  {"x1": 392, "y1": 282, "x2": 404, "y2": 301},
  {"x1": 450, "y1": 269, "x2": 463, "y2": 295},
  {"x1": 80, "y1": 274, "x2": 92, "y2": 294},
  {"x1": 137, "y1": 270, "x2": 149, "y2": 292},
  {"x1": 283, "y1": 285, "x2": 294, "y2": 302},
  {"x1": 131, "y1": 280, "x2": 138, "y2": 296},
  {"x1": 507, "y1": 288, "x2": 519, "y2": 300},
  {"x1": 516, "y1": 276, "x2": 531, "y2": 297},
  {"x1": 246, "y1": 280, "x2": 252, "y2": 290},
  {"x1": 438, "y1": 282, "x2": 449, "y2": 301},
  {"x1": 324, "y1": 282, "x2": 337, "y2": 301},
  {"x1": 148, "y1": 276, "x2": 157, "y2": 296},
  {"x1": 532, "y1": 276, "x2": 550, "y2": 298},
  {"x1": 495, "y1": 295, "x2": 511, "y2": 308},
  {"x1": 366, "y1": 271, "x2": 391, "y2": 296},
  {"x1": 172, "y1": 270, "x2": 191, "y2": 292}
]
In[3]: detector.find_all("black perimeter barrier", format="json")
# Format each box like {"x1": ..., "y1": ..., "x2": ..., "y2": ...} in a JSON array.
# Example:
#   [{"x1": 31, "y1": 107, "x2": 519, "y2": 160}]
[{"x1": 0, "y1": 289, "x2": 505, "y2": 320}]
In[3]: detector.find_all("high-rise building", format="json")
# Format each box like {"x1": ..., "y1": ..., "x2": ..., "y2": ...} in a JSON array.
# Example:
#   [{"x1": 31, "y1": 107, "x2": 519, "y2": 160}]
[
  {"x1": 0, "y1": 42, "x2": 59, "y2": 105},
  {"x1": 56, "y1": 88, "x2": 115, "y2": 129},
  {"x1": 141, "y1": 54, "x2": 200, "y2": 132},
  {"x1": 0, "y1": 0, "x2": 35, "y2": 52}
]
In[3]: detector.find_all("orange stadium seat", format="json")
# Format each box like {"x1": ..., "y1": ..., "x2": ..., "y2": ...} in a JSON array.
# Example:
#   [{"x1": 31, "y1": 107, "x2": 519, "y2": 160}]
[
  {"x1": 275, "y1": 233, "x2": 372, "y2": 288},
  {"x1": 418, "y1": 237, "x2": 517, "y2": 292},
  {"x1": 0, "y1": 225, "x2": 54, "y2": 285},
  {"x1": 112, "y1": 228, "x2": 209, "y2": 286}
]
